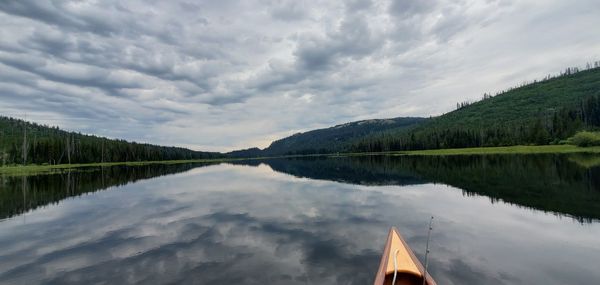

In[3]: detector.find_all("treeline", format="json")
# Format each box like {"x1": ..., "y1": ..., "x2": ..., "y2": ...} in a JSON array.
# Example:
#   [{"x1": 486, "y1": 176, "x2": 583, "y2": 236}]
[{"x1": 0, "y1": 116, "x2": 223, "y2": 165}]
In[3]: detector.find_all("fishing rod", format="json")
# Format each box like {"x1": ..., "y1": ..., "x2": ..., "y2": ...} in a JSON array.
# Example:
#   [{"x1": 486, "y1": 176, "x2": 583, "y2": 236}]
[{"x1": 423, "y1": 216, "x2": 433, "y2": 285}]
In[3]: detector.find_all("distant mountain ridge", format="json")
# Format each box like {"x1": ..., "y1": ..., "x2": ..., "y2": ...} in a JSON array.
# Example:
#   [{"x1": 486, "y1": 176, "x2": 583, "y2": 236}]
[{"x1": 228, "y1": 117, "x2": 426, "y2": 157}]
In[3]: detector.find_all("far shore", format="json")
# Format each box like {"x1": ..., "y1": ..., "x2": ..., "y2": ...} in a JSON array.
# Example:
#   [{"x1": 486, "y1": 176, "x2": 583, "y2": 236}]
[{"x1": 2, "y1": 144, "x2": 599, "y2": 176}]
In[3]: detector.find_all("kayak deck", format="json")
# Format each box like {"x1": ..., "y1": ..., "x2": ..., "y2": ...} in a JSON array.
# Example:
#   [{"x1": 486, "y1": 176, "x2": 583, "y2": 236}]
[{"x1": 373, "y1": 227, "x2": 437, "y2": 285}]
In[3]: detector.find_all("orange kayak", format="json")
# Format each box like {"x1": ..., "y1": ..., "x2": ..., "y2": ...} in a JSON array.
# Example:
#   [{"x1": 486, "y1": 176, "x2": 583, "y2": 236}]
[{"x1": 373, "y1": 227, "x2": 437, "y2": 285}]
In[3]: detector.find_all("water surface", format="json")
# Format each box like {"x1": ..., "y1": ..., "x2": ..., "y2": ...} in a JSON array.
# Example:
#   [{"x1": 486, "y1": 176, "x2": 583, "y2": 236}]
[{"x1": 1, "y1": 154, "x2": 599, "y2": 284}]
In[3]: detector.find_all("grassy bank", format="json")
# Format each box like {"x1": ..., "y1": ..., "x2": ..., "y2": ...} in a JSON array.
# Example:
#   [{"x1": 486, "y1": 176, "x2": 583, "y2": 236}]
[
  {"x1": 2, "y1": 145, "x2": 599, "y2": 176},
  {"x1": 390, "y1": 145, "x2": 600, "y2": 156}
]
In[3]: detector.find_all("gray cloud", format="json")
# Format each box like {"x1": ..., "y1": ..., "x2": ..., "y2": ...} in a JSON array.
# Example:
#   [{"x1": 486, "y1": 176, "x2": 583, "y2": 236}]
[
  {"x1": 295, "y1": 16, "x2": 382, "y2": 71},
  {"x1": 0, "y1": 0, "x2": 598, "y2": 151},
  {"x1": 269, "y1": 0, "x2": 312, "y2": 21},
  {"x1": 389, "y1": 0, "x2": 437, "y2": 17}
]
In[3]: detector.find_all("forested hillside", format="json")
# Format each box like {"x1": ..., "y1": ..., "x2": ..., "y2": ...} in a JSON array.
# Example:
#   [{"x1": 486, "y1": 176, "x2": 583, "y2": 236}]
[
  {"x1": 352, "y1": 64, "x2": 600, "y2": 152},
  {"x1": 0, "y1": 117, "x2": 223, "y2": 165},
  {"x1": 229, "y1": 117, "x2": 426, "y2": 157}
]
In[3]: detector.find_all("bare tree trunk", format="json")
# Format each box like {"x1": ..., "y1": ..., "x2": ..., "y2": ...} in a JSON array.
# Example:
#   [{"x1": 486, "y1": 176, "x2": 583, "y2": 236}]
[
  {"x1": 72, "y1": 136, "x2": 75, "y2": 163},
  {"x1": 32, "y1": 134, "x2": 36, "y2": 164},
  {"x1": 66, "y1": 170, "x2": 71, "y2": 195},
  {"x1": 66, "y1": 135, "x2": 71, "y2": 164},
  {"x1": 22, "y1": 118, "x2": 27, "y2": 165},
  {"x1": 22, "y1": 176, "x2": 27, "y2": 211},
  {"x1": 0, "y1": 131, "x2": 4, "y2": 167}
]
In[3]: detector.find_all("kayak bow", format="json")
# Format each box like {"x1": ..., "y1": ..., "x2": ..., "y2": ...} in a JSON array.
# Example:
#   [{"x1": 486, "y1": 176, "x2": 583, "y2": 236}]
[{"x1": 373, "y1": 227, "x2": 437, "y2": 285}]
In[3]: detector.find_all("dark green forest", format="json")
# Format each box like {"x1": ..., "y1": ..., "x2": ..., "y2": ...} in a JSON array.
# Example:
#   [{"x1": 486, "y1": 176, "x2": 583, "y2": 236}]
[
  {"x1": 352, "y1": 65, "x2": 600, "y2": 152},
  {"x1": 0, "y1": 117, "x2": 223, "y2": 166}
]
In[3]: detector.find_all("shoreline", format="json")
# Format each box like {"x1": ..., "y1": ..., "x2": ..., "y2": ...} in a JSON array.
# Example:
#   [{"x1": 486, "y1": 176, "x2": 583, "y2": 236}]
[
  {"x1": 386, "y1": 144, "x2": 600, "y2": 156},
  {"x1": 2, "y1": 145, "x2": 599, "y2": 175}
]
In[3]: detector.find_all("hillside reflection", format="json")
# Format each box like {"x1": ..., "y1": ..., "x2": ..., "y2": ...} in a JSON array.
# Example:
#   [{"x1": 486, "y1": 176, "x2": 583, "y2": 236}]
[{"x1": 233, "y1": 154, "x2": 600, "y2": 222}]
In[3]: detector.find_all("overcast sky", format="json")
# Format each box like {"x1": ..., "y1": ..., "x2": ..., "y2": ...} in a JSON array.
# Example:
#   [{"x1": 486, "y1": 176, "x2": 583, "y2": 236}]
[{"x1": 0, "y1": 0, "x2": 599, "y2": 152}]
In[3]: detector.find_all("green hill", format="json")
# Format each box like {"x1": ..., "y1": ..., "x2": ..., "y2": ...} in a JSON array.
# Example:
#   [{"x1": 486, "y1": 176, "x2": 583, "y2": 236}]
[
  {"x1": 352, "y1": 66, "x2": 600, "y2": 152},
  {"x1": 437, "y1": 67, "x2": 600, "y2": 129},
  {"x1": 0, "y1": 116, "x2": 223, "y2": 166}
]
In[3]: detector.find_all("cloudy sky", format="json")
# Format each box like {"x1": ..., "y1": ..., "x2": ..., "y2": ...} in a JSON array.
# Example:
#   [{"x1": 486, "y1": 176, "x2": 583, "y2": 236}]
[{"x1": 0, "y1": 0, "x2": 598, "y2": 151}]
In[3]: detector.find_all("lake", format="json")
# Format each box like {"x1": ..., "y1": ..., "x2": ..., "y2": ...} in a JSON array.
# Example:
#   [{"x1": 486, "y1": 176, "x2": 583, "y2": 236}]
[{"x1": 1, "y1": 154, "x2": 599, "y2": 284}]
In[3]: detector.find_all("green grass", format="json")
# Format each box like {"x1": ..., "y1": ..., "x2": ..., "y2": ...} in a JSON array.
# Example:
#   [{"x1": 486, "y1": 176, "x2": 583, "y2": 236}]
[
  {"x1": 391, "y1": 145, "x2": 600, "y2": 156},
  {"x1": 334, "y1": 144, "x2": 600, "y2": 157}
]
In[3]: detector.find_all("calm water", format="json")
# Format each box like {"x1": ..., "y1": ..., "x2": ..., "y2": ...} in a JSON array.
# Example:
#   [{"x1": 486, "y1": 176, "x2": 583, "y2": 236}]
[{"x1": 1, "y1": 154, "x2": 600, "y2": 284}]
